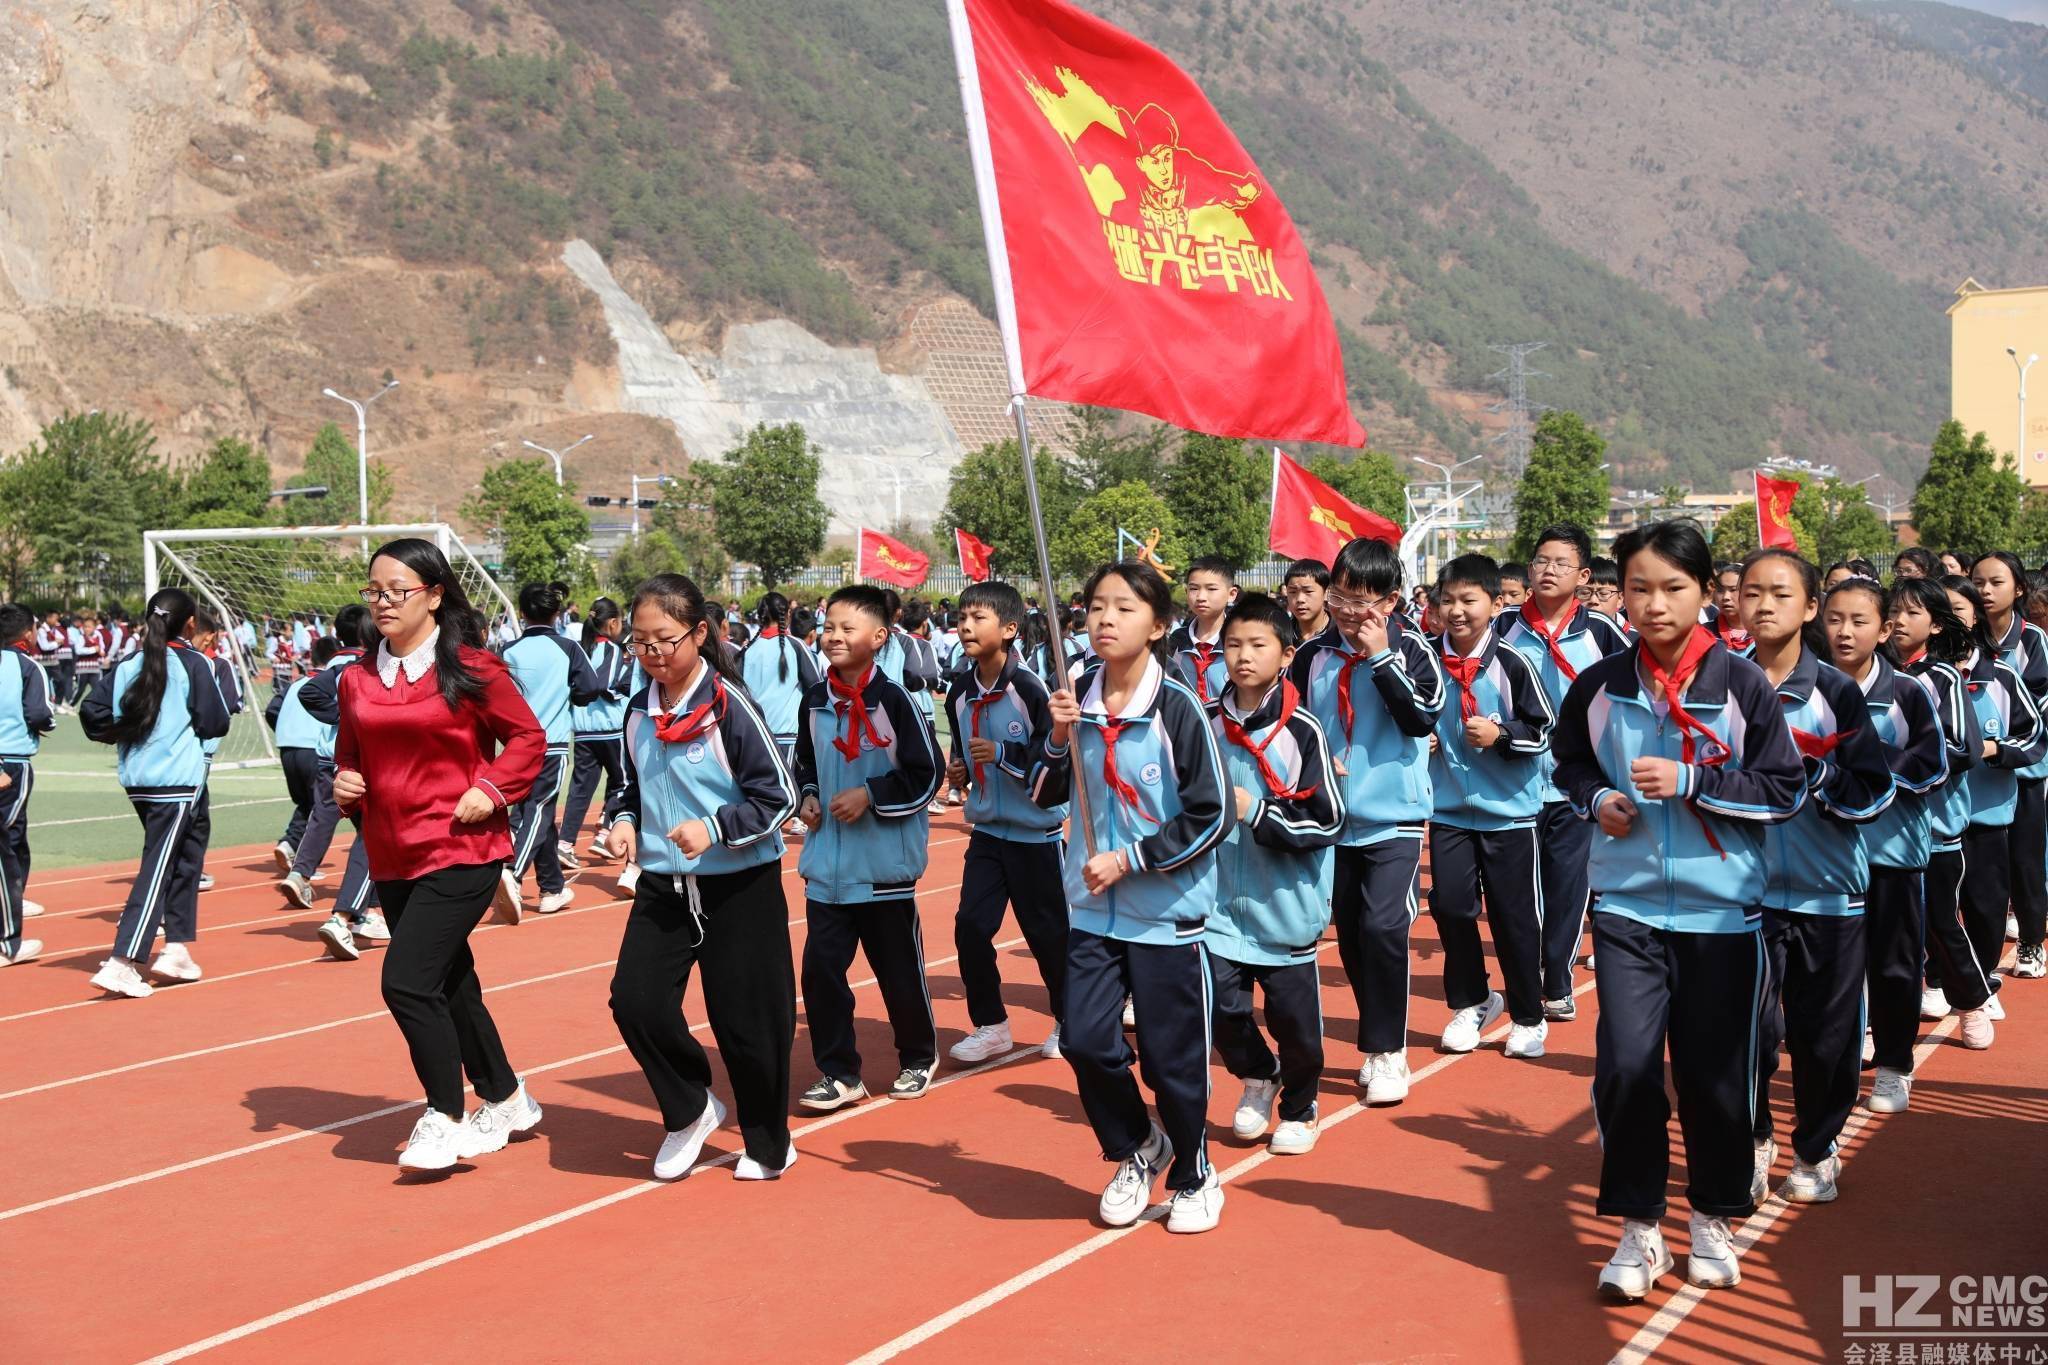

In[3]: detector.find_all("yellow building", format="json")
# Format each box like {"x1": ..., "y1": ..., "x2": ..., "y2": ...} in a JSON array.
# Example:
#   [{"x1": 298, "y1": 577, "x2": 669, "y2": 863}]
[{"x1": 1949, "y1": 279, "x2": 2048, "y2": 486}]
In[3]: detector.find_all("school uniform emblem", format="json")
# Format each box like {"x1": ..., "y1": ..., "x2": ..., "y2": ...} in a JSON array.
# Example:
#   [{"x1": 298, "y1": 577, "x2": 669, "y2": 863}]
[
  {"x1": 1140, "y1": 761, "x2": 1163, "y2": 786},
  {"x1": 1008, "y1": 719, "x2": 1026, "y2": 738},
  {"x1": 685, "y1": 742, "x2": 707, "y2": 764}
]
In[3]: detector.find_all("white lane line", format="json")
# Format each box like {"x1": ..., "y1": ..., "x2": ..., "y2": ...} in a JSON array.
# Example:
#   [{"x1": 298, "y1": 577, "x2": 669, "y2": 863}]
[{"x1": 31, "y1": 798, "x2": 290, "y2": 829}]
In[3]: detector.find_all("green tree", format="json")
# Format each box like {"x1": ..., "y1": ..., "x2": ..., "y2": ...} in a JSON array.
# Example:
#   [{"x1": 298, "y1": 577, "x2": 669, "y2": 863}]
[
  {"x1": 1794, "y1": 476, "x2": 1895, "y2": 566},
  {"x1": 710, "y1": 423, "x2": 827, "y2": 587},
  {"x1": 1710, "y1": 499, "x2": 1816, "y2": 563},
  {"x1": 1054, "y1": 481, "x2": 1181, "y2": 579},
  {"x1": 606, "y1": 529, "x2": 690, "y2": 599},
  {"x1": 937, "y1": 438, "x2": 1084, "y2": 581},
  {"x1": 2014, "y1": 487, "x2": 2048, "y2": 556},
  {"x1": 4, "y1": 411, "x2": 173, "y2": 602},
  {"x1": 648, "y1": 470, "x2": 730, "y2": 586},
  {"x1": 178, "y1": 435, "x2": 274, "y2": 526},
  {"x1": 1306, "y1": 449, "x2": 1408, "y2": 530},
  {"x1": 1163, "y1": 433, "x2": 1267, "y2": 569},
  {"x1": 285, "y1": 422, "x2": 395, "y2": 525},
  {"x1": 464, "y1": 456, "x2": 592, "y2": 588},
  {"x1": 1510, "y1": 411, "x2": 1611, "y2": 560},
  {"x1": 1070, "y1": 408, "x2": 1173, "y2": 494},
  {"x1": 1912, "y1": 420, "x2": 2021, "y2": 553}
]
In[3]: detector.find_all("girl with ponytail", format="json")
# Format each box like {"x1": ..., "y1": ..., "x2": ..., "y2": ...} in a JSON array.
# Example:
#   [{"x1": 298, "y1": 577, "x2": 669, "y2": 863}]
[
  {"x1": 739, "y1": 591, "x2": 820, "y2": 821},
  {"x1": 79, "y1": 588, "x2": 234, "y2": 998},
  {"x1": 561, "y1": 597, "x2": 634, "y2": 868}
]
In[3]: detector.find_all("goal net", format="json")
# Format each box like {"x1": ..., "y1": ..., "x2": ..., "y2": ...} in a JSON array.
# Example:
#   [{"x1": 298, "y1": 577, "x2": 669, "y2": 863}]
[{"x1": 142, "y1": 523, "x2": 516, "y2": 768}]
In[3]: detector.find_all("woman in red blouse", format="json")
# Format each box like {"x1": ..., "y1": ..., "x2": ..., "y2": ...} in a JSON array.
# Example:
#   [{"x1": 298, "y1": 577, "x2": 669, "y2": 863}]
[{"x1": 333, "y1": 539, "x2": 547, "y2": 1172}]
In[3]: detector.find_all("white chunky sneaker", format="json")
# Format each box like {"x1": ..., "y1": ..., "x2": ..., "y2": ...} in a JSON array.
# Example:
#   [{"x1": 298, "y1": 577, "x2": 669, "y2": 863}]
[
  {"x1": 0, "y1": 938, "x2": 42, "y2": 966},
  {"x1": 1751, "y1": 1138, "x2": 1777, "y2": 1205},
  {"x1": 1504, "y1": 1020, "x2": 1548, "y2": 1059},
  {"x1": 1958, "y1": 1005, "x2": 1995, "y2": 1049},
  {"x1": 459, "y1": 1080, "x2": 542, "y2": 1158},
  {"x1": 90, "y1": 957, "x2": 154, "y2": 999},
  {"x1": 1361, "y1": 1051, "x2": 1410, "y2": 1105},
  {"x1": 1782, "y1": 1154, "x2": 1841, "y2": 1204},
  {"x1": 317, "y1": 914, "x2": 360, "y2": 962},
  {"x1": 1231, "y1": 1077, "x2": 1279, "y2": 1140},
  {"x1": 1098, "y1": 1125, "x2": 1171, "y2": 1228},
  {"x1": 1267, "y1": 1116, "x2": 1318, "y2": 1155},
  {"x1": 1598, "y1": 1219, "x2": 1673, "y2": 1300},
  {"x1": 149, "y1": 942, "x2": 202, "y2": 983},
  {"x1": 1165, "y1": 1168, "x2": 1224, "y2": 1234},
  {"x1": 398, "y1": 1108, "x2": 464, "y2": 1171},
  {"x1": 536, "y1": 888, "x2": 574, "y2": 916},
  {"x1": 615, "y1": 864, "x2": 640, "y2": 899},
  {"x1": 1440, "y1": 991, "x2": 1504, "y2": 1053},
  {"x1": 734, "y1": 1144, "x2": 799, "y2": 1181},
  {"x1": 1984, "y1": 992, "x2": 2005, "y2": 1022},
  {"x1": 1920, "y1": 986, "x2": 1950, "y2": 1020},
  {"x1": 21, "y1": 898, "x2": 43, "y2": 918},
  {"x1": 274, "y1": 840, "x2": 296, "y2": 872},
  {"x1": 1041, "y1": 1023, "x2": 1062, "y2": 1059},
  {"x1": 1866, "y1": 1067, "x2": 1912, "y2": 1113},
  {"x1": 492, "y1": 869, "x2": 523, "y2": 926},
  {"x1": 1686, "y1": 1212, "x2": 1741, "y2": 1288},
  {"x1": 948, "y1": 1020, "x2": 1014, "y2": 1064},
  {"x1": 355, "y1": 910, "x2": 392, "y2": 944},
  {"x1": 652, "y1": 1094, "x2": 728, "y2": 1180}
]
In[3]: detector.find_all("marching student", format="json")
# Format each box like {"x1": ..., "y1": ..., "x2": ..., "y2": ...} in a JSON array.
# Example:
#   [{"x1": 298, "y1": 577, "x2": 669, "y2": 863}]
[
  {"x1": 1552, "y1": 519, "x2": 1805, "y2": 1300},
  {"x1": 1039, "y1": 559, "x2": 1231, "y2": 1233},
  {"x1": 39, "y1": 612, "x2": 73, "y2": 715},
  {"x1": 1205, "y1": 593, "x2": 1343, "y2": 1155},
  {"x1": 1497, "y1": 562, "x2": 1530, "y2": 608},
  {"x1": 1292, "y1": 536, "x2": 1444, "y2": 1105},
  {"x1": 741, "y1": 591, "x2": 822, "y2": 838},
  {"x1": 1426, "y1": 555, "x2": 1557, "y2": 1060},
  {"x1": 1, "y1": 604, "x2": 55, "y2": 966},
  {"x1": 1167, "y1": 556, "x2": 1237, "y2": 705},
  {"x1": 1280, "y1": 558, "x2": 1331, "y2": 644},
  {"x1": 559, "y1": 598, "x2": 635, "y2": 864},
  {"x1": 940, "y1": 580, "x2": 1070, "y2": 1065},
  {"x1": 496, "y1": 582, "x2": 607, "y2": 922},
  {"x1": 68, "y1": 612, "x2": 103, "y2": 708},
  {"x1": 288, "y1": 606, "x2": 388, "y2": 957},
  {"x1": 1586, "y1": 558, "x2": 1629, "y2": 630},
  {"x1": 1706, "y1": 563, "x2": 1746, "y2": 648},
  {"x1": 1825, "y1": 577, "x2": 1950, "y2": 1114},
  {"x1": 1941, "y1": 575, "x2": 2044, "y2": 1003},
  {"x1": 1498, "y1": 523, "x2": 1633, "y2": 1018},
  {"x1": 1738, "y1": 550, "x2": 1894, "y2": 1206},
  {"x1": 79, "y1": 589, "x2": 232, "y2": 998},
  {"x1": 605, "y1": 573, "x2": 800, "y2": 1182},
  {"x1": 184, "y1": 611, "x2": 245, "y2": 901},
  {"x1": 269, "y1": 635, "x2": 341, "y2": 877},
  {"x1": 1893, "y1": 548, "x2": 1939, "y2": 581},
  {"x1": 1970, "y1": 551, "x2": 2048, "y2": 977},
  {"x1": 791, "y1": 585, "x2": 942, "y2": 1112},
  {"x1": 332, "y1": 538, "x2": 548, "y2": 1171}
]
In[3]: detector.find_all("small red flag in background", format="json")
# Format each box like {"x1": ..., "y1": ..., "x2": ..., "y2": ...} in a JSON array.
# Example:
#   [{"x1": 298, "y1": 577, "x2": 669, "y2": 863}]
[
  {"x1": 1755, "y1": 472, "x2": 1800, "y2": 550},
  {"x1": 955, "y1": 529, "x2": 995, "y2": 583},
  {"x1": 859, "y1": 527, "x2": 931, "y2": 588},
  {"x1": 1269, "y1": 449, "x2": 1400, "y2": 562},
  {"x1": 953, "y1": 0, "x2": 1364, "y2": 447}
]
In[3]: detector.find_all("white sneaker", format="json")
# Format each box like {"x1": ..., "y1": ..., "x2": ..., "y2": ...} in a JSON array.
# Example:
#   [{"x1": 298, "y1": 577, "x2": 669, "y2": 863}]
[
  {"x1": 536, "y1": 888, "x2": 574, "y2": 916},
  {"x1": 1861, "y1": 1030, "x2": 1875, "y2": 1065},
  {"x1": 1984, "y1": 992, "x2": 2006, "y2": 1022},
  {"x1": 798, "y1": 1076, "x2": 868, "y2": 1112},
  {"x1": 1921, "y1": 986, "x2": 1951, "y2": 1019},
  {"x1": 1232, "y1": 1077, "x2": 1280, "y2": 1140},
  {"x1": 2008, "y1": 911, "x2": 2020, "y2": 941},
  {"x1": 280, "y1": 872, "x2": 315, "y2": 909},
  {"x1": 615, "y1": 864, "x2": 640, "y2": 899},
  {"x1": 1441, "y1": 990, "x2": 1503, "y2": 1053},
  {"x1": 1268, "y1": 1116, "x2": 1318, "y2": 1155},
  {"x1": 274, "y1": 840, "x2": 295, "y2": 872},
  {"x1": 1504, "y1": 1020, "x2": 1548, "y2": 1059},
  {"x1": 398, "y1": 1108, "x2": 465, "y2": 1171},
  {"x1": 1121, "y1": 997, "x2": 1136, "y2": 1029},
  {"x1": 652, "y1": 1094, "x2": 728, "y2": 1180},
  {"x1": 150, "y1": 942, "x2": 202, "y2": 983},
  {"x1": 1751, "y1": 1138, "x2": 1777, "y2": 1205},
  {"x1": 1686, "y1": 1211, "x2": 1741, "y2": 1288},
  {"x1": 0, "y1": 938, "x2": 42, "y2": 966},
  {"x1": 355, "y1": 910, "x2": 391, "y2": 944},
  {"x1": 1959, "y1": 1005, "x2": 1995, "y2": 1049},
  {"x1": 90, "y1": 957, "x2": 154, "y2": 998},
  {"x1": 197, "y1": 873, "x2": 214, "y2": 892},
  {"x1": 734, "y1": 1143, "x2": 799, "y2": 1181},
  {"x1": 1867, "y1": 1067, "x2": 1912, "y2": 1113},
  {"x1": 2015, "y1": 944, "x2": 2047, "y2": 979},
  {"x1": 1165, "y1": 1168, "x2": 1224, "y2": 1234},
  {"x1": 1361, "y1": 1050, "x2": 1410, "y2": 1105},
  {"x1": 21, "y1": 899, "x2": 42, "y2": 918},
  {"x1": 949, "y1": 1020, "x2": 1014, "y2": 1063},
  {"x1": 1598, "y1": 1219, "x2": 1673, "y2": 1300},
  {"x1": 1782, "y1": 1154, "x2": 1841, "y2": 1204},
  {"x1": 780, "y1": 818, "x2": 807, "y2": 841},
  {"x1": 317, "y1": 914, "x2": 360, "y2": 962},
  {"x1": 1041, "y1": 1023, "x2": 1062, "y2": 1059},
  {"x1": 492, "y1": 868, "x2": 523, "y2": 925},
  {"x1": 1542, "y1": 996, "x2": 1577, "y2": 1022},
  {"x1": 555, "y1": 841, "x2": 580, "y2": 870},
  {"x1": 459, "y1": 1080, "x2": 542, "y2": 1158},
  {"x1": 1098, "y1": 1125, "x2": 1171, "y2": 1227},
  {"x1": 929, "y1": 797, "x2": 949, "y2": 815}
]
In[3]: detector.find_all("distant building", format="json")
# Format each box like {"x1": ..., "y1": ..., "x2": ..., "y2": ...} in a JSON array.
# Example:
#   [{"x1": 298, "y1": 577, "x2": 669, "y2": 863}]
[{"x1": 1949, "y1": 278, "x2": 2048, "y2": 486}]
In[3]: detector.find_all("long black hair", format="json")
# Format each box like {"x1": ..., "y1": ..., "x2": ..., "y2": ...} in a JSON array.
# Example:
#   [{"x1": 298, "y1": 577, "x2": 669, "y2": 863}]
[
  {"x1": 1740, "y1": 547, "x2": 1830, "y2": 660},
  {"x1": 333, "y1": 603, "x2": 377, "y2": 652},
  {"x1": 581, "y1": 597, "x2": 621, "y2": 653},
  {"x1": 756, "y1": 590, "x2": 794, "y2": 681},
  {"x1": 1886, "y1": 577, "x2": 1970, "y2": 666},
  {"x1": 103, "y1": 588, "x2": 197, "y2": 747},
  {"x1": 1938, "y1": 574, "x2": 1999, "y2": 662},
  {"x1": 357, "y1": 538, "x2": 487, "y2": 711},
  {"x1": 518, "y1": 581, "x2": 563, "y2": 626},
  {"x1": 629, "y1": 573, "x2": 744, "y2": 687}
]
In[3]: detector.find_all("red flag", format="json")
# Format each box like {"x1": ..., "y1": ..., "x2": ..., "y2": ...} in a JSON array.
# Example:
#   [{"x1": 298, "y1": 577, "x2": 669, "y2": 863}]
[
  {"x1": 1755, "y1": 472, "x2": 1800, "y2": 550},
  {"x1": 955, "y1": 528, "x2": 995, "y2": 583},
  {"x1": 1269, "y1": 449, "x2": 1399, "y2": 562},
  {"x1": 859, "y1": 527, "x2": 931, "y2": 588},
  {"x1": 949, "y1": 0, "x2": 1364, "y2": 447}
]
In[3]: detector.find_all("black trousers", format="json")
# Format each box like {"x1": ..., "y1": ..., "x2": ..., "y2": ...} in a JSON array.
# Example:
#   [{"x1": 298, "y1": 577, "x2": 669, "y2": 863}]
[
  {"x1": 1332, "y1": 836, "x2": 1422, "y2": 1055},
  {"x1": 111, "y1": 793, "x2": 205, "y2": 962},
  {"x1": 281, "y1": 748, "x2": 320, "y2": 852},
  {"x1": 801, "y1": 897, "x2": 936, "y2": 1082},
  {"x1": 561, "y1": 735, "x2": 625, "y2": 847},
  {"x1": 1591, "y1": 910, "x2": 1762, "y2": 1221},
  {"x1": 507, "y1": 751, "x2": 567, "y2": 894},
  {"x1": 1960, "y1": 824, "x2": 2012, "y2": 987},
  {"x1": 609, "y1": 862, "x2": 795, "y2": 1166},
  {"x1": 70, "y1": 666, "x2": 97, "y2": 707},
  {"x1": 1924, "y1": 848, "x2": 1991, "y2": 1010},
  {"x1": 1754, "y1": 909, "x2": 1865, "y2": 1165},
  {"x1": 333, "y1": 836, "x2": 379, "y2": 918},
  {"x1": 1209, "y1": 953, "x2": 1323, "y2": 1123},
  {"x1": 376, "y1": 860, "x2": 519, "y2": 1119},
  {"x1": 955, "y1": 830, "x2": 1069, "y2": 1028},
  {"x1": 1865, "y1": 866, "x2": 1926, "y2": 1074},
  {"x1": 0, "y1": 759, "x2": 31, "y2": 953},
  {"x1": 2010, "y1": 779, "x2": 2047, "y2": 948},
  {"x1": 1537, "y1": 799, "x2": 1595, "y2": 1000},
  {"x1": 52, "y1": 659, "x2": 73, "y2": 704},
  {"x1": 1062, "y1": 928, "x2": 1212, "y2": 1191},
  {"x1": 1427, "y1": 823, "x2": 1545, "y2": 1026}
]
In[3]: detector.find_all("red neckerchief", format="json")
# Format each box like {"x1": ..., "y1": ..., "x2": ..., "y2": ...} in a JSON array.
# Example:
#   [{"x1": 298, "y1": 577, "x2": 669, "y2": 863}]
[
  {"x1": 1518, "y1": 600, "x2": 1581, "y2": 681},
  {"x1": 1712, "y1": 609, "x2": 1751, "y2": 651},
  {"x1": 1440, "y1": 644, "x2": 1483, "y2": 721},
  {"x1": 1096, "y1": 716, "x2": 1160, "y2": 826},
  {"x1": 966, "y1": 681, "x2": 1007, "y2": 786},
  {"x1": 1221, "y1": 681, "x2": 1319, "y2": 801},
  {"x1": 757, "y1": 626, "x2": 781, "y2": 640},
  {"x1": 654, "y1": 673, "x2": 726, "y2": 745},
  {"x1": 1333, "y1": 646, "x2": 1373, "y2": 737},
  {"x1": 1642, "y1": 627, "x2": 1732, "y2": 857},
  {"x1": 828, "y1": 668, "x2": 888, "y2": 761},
  {"x1": 8, "y1": 639, "x2": 30, "y2": 655},
  {"x1": 1191, "y1": 638, "x2": 1218, "y2": 705},
  {"x1": 1791, "y1": 725, "x2": 1854, "y2": 759}
]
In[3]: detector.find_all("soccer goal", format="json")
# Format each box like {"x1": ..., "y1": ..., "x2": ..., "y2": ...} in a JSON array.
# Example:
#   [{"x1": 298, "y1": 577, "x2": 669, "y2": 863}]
[{"x1": 143, "y1": 523, "x2": 516, "y2": 768}]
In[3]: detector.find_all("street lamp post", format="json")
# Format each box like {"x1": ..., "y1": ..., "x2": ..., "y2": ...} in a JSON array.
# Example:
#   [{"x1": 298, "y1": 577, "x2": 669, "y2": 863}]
[
  {"x1": 1411, "y1": 455, "x2": 1485, "y2": 573},
  {"x1": 322, "y1": 379, "x2": 398, "y2": 554},
  {"x1": 628, "y1": 473, "x2": 671, "y2": 539},
  {"x1": 522, "y1": 433, "x2": 595, "y2": 487},
  {"x1": 2008, "y1": 348, "x2": 2039, "y2": 472}
]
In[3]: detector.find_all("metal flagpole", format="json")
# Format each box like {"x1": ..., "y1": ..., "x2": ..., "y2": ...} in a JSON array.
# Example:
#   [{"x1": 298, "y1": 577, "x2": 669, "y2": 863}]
[{"x1": 948, "y1": 0, "x2": 1096, "y2": 856}]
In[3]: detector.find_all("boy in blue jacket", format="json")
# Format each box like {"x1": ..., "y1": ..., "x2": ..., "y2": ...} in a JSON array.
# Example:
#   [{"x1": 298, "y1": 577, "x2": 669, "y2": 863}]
[
  {"x1": 1166, "y1": 556, "x2": 1237, "y2": 705},
  {"x1": 0, "y1": 605, "x2": 56, "y2": 966},
  {"x1": 942, "y1": 580, "x2": 1070, "y2": 1064},
  {"x1": 1291, "y1": 536, "x2": 1445, "y2": 1105},
  {"x1": 1427, "y1": 556, "x2": 1557, "y2": 1061},
  {"x1": 1205, "y1": 594, "x2": 1343, "y2": 1156},
  {"x1": 793, "y1": 585, "x2": 943, "y2": 1111}
]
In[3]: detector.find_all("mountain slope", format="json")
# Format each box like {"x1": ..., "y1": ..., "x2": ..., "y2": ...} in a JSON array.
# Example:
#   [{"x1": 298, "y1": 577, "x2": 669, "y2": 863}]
[{"x1": 1858, "y1": 0, "x2": 2048, "y2": 106}]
